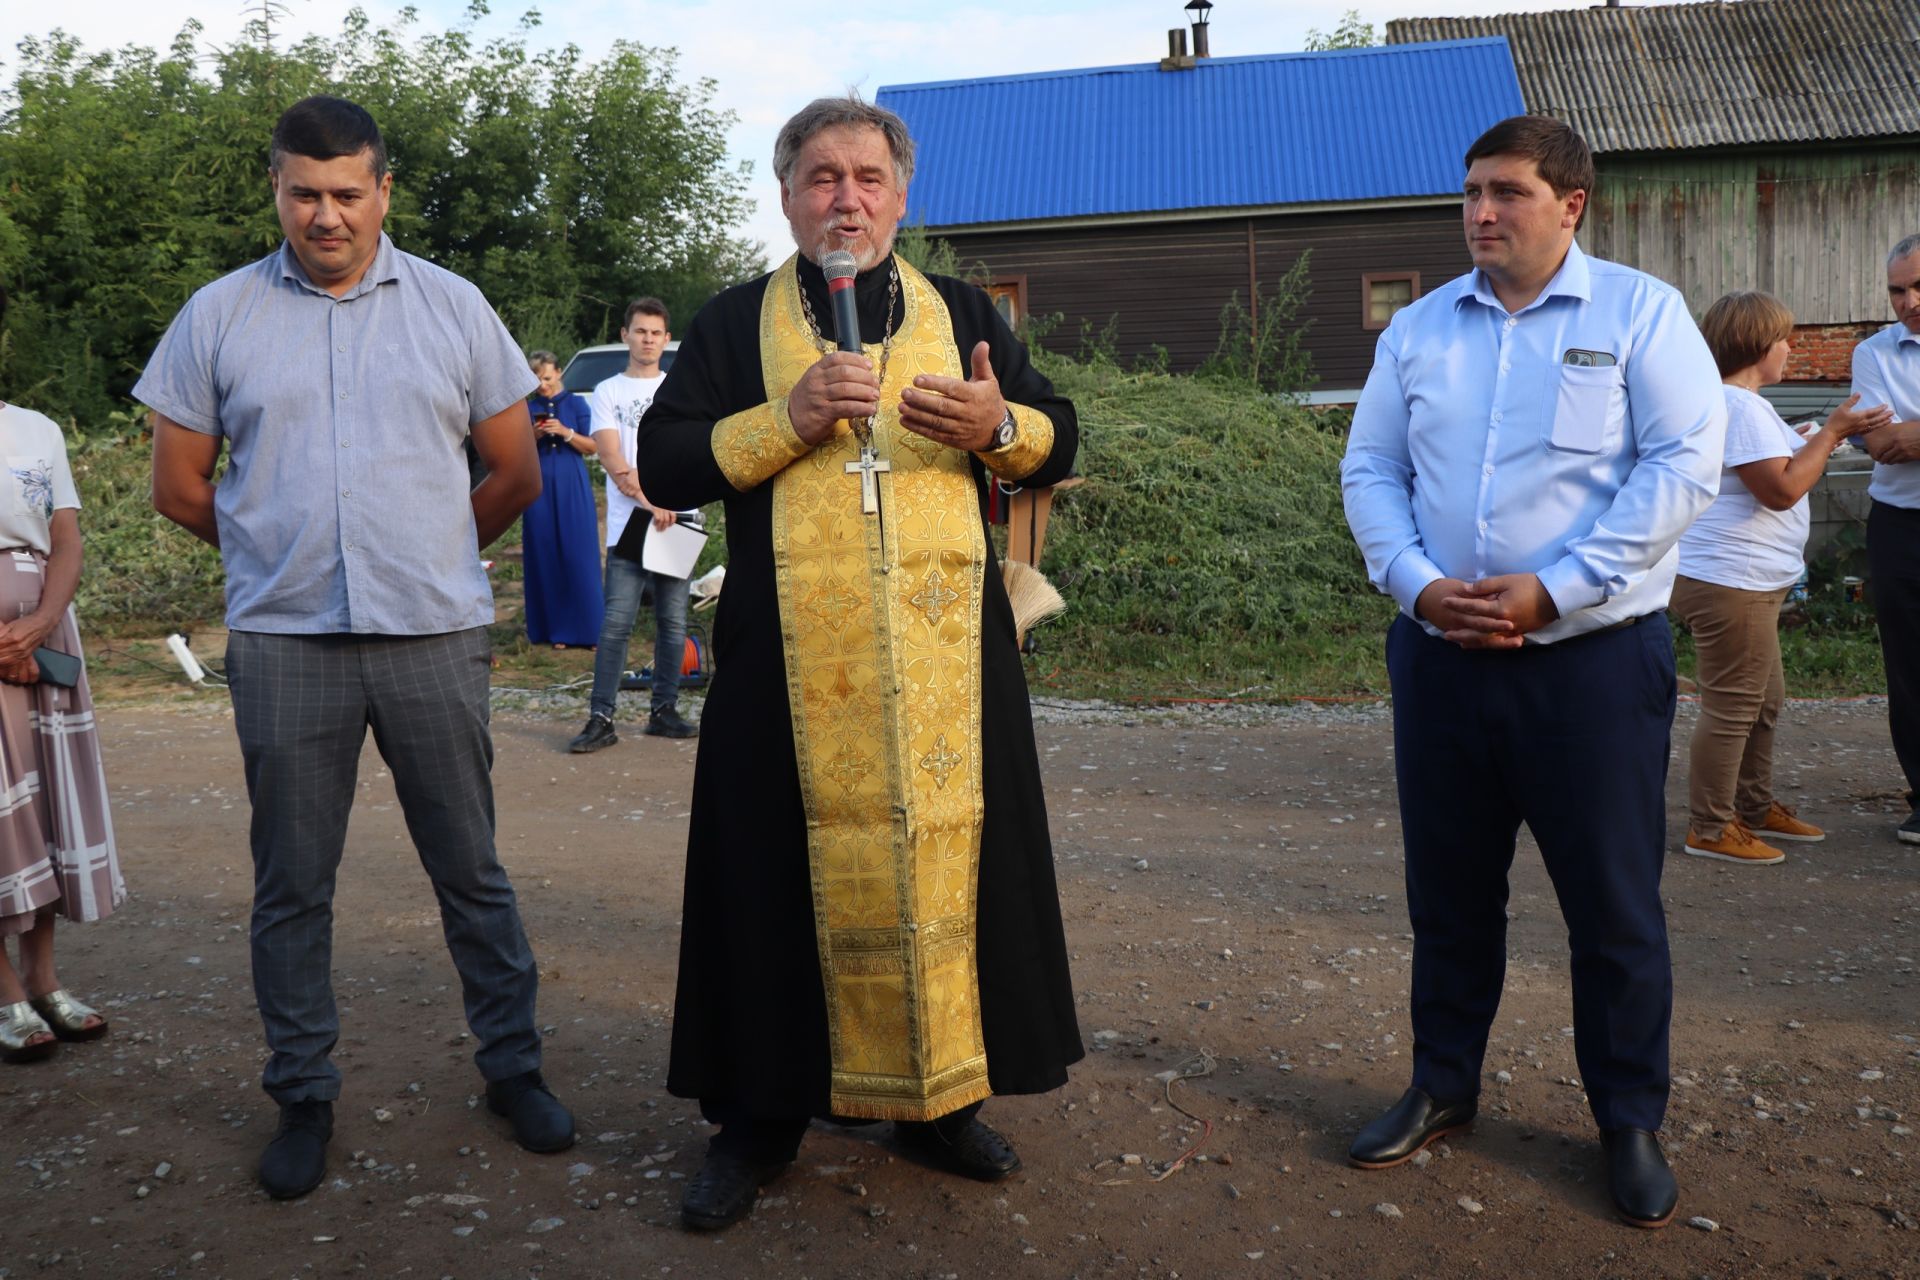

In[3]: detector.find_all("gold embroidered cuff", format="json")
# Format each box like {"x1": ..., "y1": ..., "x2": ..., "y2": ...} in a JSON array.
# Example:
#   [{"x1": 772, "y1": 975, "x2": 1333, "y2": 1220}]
[
  {"x1": 711, "y1": 397, "x2": 811, "y2": 492},
  {"x1": 976, "y1": 404, "x2": 1055, "y2": 483}
]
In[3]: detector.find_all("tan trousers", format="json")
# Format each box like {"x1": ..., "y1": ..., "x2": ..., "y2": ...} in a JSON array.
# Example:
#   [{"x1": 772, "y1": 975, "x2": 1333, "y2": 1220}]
[{"x1": 1670, "y1": 575, "x2": 1790, "y2": 840}]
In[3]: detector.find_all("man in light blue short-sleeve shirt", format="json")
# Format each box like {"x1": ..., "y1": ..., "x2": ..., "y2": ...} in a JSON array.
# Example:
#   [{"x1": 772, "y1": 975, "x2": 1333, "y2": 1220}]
[
  {"x1": 1850, "y1": 234, "x2": 1920, "y2": 845},
  {"x1": 1341, "y1": 116, "x2": 1724, "y2": 1231},
  {"x1": 142, "y1": 95, "x2": 575, "y2": 1202}
]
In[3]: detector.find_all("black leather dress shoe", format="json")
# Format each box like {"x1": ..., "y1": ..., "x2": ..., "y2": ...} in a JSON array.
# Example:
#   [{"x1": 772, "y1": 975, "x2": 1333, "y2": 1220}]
[
  {"x1": 259, "y1": 1099, "x2": 333, "y2": 1199},
  {"x1": 486, "y1": 1070, "x2": 576, "y2": 1153},
  {"x1": 896, "y1": 1116, "x2": 1023, "y2": 1181},
  {"x1": 1602, "y1": 1127, "x2": 1678, "y2": 1228},
  {"x1": 1348, "y1": 1087, "x2": 1476, "y2": 1169},
  {"x1": 681, "y1": 1151, "x2": 789, "y2": 1231}
]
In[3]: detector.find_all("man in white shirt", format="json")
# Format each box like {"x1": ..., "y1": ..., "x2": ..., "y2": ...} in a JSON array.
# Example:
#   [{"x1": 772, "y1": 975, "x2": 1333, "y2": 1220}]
[
  {"x1": 570, "y1": 298, "x2": 699, "y2": 751},
  {"x1": 1851, "y1": 234, "x2": 1920, "y2": 845},
  {"x1": 1340, "y1": 116, "x2": 1725, "y2": 1228}
]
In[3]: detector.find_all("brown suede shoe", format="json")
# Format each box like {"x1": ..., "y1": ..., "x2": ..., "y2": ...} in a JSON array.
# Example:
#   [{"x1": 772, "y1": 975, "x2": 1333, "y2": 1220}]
[
  {"x1": 1753, "y1": 801, "x2": 1824, "y2": 844},
  {"x1": 1684, "y1": 821, "x2": 1785, "y2": 865}
]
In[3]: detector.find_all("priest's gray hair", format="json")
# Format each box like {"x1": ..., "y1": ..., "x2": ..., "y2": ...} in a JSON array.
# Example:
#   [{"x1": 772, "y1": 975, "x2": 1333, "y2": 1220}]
[
  {"x1": 773, "y1": 94, "x2": 917, "y2": 194},
  {"x1": 1891, "y1": 233, "x2": 1920, "y2": 267}
]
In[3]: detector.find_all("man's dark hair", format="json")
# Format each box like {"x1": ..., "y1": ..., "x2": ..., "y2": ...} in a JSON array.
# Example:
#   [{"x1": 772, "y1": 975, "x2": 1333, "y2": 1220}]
[
  {"x1": 270, "y1": 95, "x2": 389, "y2": 182},
  {"x1": 1464, "y1": 115, "x2": 1595, "y2": 229},
  {"x1": 623, "y1": 297, "x2": 669, "y2": 331}
]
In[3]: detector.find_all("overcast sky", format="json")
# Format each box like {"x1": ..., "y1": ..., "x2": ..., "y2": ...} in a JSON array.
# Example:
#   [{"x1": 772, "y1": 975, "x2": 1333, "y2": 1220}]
[{"x1": 3, "y1": 1, "x2": 1692, "y2": 254}]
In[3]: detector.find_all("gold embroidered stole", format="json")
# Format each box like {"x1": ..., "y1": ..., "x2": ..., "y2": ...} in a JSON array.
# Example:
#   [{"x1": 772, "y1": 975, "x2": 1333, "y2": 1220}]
[{"x1": 759, "y1": 255, "x2": 991, "y2": 1121}]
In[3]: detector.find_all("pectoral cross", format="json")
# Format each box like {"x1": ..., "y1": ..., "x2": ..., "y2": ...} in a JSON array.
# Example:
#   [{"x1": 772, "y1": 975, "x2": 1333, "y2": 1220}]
[{"x1": 845, "y1": 443, "x2": 891, "y2": 516}]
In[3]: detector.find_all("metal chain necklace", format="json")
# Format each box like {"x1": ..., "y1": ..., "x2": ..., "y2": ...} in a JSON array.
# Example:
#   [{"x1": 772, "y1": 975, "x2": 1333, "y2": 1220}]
[{"x1": 798, "y1": 257, "x2": 901, "y2": 449}]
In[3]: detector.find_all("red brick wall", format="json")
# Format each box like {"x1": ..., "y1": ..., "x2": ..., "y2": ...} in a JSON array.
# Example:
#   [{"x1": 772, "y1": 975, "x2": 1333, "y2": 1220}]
[{"x1": 1787, "y1": 323, "x2": 1879, "y2": 382}]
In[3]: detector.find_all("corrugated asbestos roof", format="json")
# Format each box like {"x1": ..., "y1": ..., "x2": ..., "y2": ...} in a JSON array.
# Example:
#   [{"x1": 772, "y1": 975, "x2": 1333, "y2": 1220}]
[
  {"x1": 874, "y1": 39, "x2": 1525, "y2": 228},
  {"x1": 1387, "y1": 0, "x2": 1920, "y2": 153}
]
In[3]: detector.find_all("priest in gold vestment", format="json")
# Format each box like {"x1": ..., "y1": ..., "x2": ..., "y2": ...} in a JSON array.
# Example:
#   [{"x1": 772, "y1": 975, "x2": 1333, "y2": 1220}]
[{"x1": 638, "y1": 96, "x2": 1083, "y2": 1232}]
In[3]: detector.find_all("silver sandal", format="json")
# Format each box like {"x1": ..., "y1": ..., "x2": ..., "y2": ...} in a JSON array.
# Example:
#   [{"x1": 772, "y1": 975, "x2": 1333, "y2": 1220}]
[
  {"x1": 30, "y1": 989, "x2": 108, "y2": 1042},
  {"x1": 1, "y1": 1000, "x2": 57, "y2": 1062}
]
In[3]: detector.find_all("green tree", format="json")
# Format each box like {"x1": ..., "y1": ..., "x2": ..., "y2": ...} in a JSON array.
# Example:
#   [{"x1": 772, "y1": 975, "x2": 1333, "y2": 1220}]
[
  {"x1": 1302, "y1": 10, "x2": 1377, "y2": 52},
  {"x1": 0, "y1": 4, "x2": 763, "y2": 426}
]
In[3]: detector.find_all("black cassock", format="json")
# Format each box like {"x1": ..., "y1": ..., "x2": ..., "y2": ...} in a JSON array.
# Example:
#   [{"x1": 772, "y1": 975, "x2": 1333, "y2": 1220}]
[{"x1": 638, "y1": 252, "x2": 1085, "y2": 1118}]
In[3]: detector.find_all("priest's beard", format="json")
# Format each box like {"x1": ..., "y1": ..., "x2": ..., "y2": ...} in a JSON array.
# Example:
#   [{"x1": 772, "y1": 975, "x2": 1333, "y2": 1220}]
[{"x1": 803, "y1": 217, "x2": 899, "y2": 273}]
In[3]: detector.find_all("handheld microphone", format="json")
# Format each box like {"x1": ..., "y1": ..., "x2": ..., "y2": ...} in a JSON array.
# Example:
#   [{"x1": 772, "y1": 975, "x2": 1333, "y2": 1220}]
[{"x1": 822, "y1": 251, "x2": 863, "y2": 353}]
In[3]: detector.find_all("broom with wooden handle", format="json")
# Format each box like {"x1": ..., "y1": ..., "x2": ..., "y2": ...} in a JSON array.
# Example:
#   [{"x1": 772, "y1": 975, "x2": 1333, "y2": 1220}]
[{"x1": 1001, "y1": 560, "x2": 1065, "y2": 648}]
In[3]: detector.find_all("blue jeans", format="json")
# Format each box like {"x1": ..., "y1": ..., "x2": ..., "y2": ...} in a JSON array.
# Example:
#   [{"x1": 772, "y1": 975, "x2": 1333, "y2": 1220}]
[{"x1": 590, "y1": 551, "x2": 689, "y2": 720}]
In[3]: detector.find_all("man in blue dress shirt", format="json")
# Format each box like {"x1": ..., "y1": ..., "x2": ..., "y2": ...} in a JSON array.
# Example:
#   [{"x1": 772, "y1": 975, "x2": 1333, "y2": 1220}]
[
  {"x1": 1851, "y1": 234, "x2": 1920, "y2": 846},
  {"x1": 1340, "y1": 117, "x2": 1725, "y2": 1228},
  {"x1": 142, "y1": 96, "x2": 576, "y2": 1199}
]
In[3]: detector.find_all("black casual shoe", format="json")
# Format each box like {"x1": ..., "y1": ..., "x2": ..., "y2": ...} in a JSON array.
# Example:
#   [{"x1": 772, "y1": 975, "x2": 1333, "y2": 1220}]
[
  {"x1": 259, "y1": 1100, "x2": 333, "y2": 1199},
  {"x1": 1899, "y1": 809, "x2": 1920, "y2": 846},
  {"x1": 645, "y1": 708, "x2": 699, "y2": 739},
  {"x1": 1602, "y1": 1127, "x2": 1678, "y2": 1228},
  {"x1": 567, "y1": 714, "x2": 618, "y2": 754},
  {"x1": 1348, "y1": 1087, "x2": 1477, "y2": 1169},
  {"x1": 485, "y1": 1070, "x2": 576, "y2": 1153},
  {"x1": 895, "y1": 1116, "x2": 1023, "y2": 1181},
  {"x1": 681, "y1": 1151, "x2": 789, "y2": 1231}
]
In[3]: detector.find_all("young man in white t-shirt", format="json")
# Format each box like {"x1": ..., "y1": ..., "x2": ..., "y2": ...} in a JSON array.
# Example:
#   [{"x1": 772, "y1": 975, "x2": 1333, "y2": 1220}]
[{"x1": 570, "y1": 298, "x2": 699, "y2": 751}]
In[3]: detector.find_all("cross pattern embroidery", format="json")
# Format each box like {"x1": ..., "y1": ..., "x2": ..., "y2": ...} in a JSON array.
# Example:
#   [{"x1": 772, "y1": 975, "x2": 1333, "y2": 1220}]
[
  {"x1": 918, "y1": 734, "x2": 963, "y2": 789},
  {"x1": 910, "y1": 570, "x2": 960, "y2": 627}
]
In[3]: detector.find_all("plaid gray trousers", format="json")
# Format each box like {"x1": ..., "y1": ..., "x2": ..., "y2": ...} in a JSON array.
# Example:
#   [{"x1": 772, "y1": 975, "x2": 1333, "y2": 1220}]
[{"x1": 226, "y1": 627, "x2": 541, "y2": 1102}]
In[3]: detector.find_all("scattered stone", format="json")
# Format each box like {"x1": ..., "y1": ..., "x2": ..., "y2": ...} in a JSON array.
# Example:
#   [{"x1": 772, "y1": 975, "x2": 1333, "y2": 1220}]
[
  {"x1": 867, "y1": 1205, "x2": 886, "y2": 1219},
  {"x1": 1688, "y1": 1216, "x2": 1719, "y2": 1232},
  {"x1": 1860, "y1": 1070, "x2": 1884, "y2": 1082},
  {"x1": 372, "y1": 1108, "x2": 394, "y2": 1124},
  {"x1": 1495, "y1": 1071, "x2": 1513, "y2": 1085},
  {"x1": 1246, "y1": 1252, "x2": 1265, "y2": 1260},
  {"x1": 153, "y1": 1161, "x2": 172, "y2": 1179},
  {"x1": 1192, "y1": 1000, "x2": 1215, "y2": 1011},
  {"x1": 1010, "y1": 1213, "x2": 1029, "y2": 1225},
  {"x1": 1134, "y1": 859, "x2": 1149, "y2": 871},
  {"x1": 134, "y1": 1185, "x2": 149, "y2": 1199},
  {"x1": 526, "y1": 1217, "x2": 565, "y2": 1234},
  {"x1": 1226, "y1": 1183, "x2": 1242, "y2": 1200},
  {"x1": 1457, "y1": 1197, "x2": 1483, "y2": 1214},
  {"x1": 1120, "y1": 1154, "x2": 1143, "y2": 1166},
  {"x1": 452, "y1": 1226, "x2": 474, "y2": 1238},
  {"x1": 1373, "y1": 1202, "x2": 1402, "y2": 1219},
  {"x1": 1410, "y1": 1150, "x2": 1432, "y2": 1169},
  {"x1": 566, "y1": 1162, "x2": 594, "y2": 1180},
  {"x1": 1092, "y1": 1030, "x2": 1120, "y2": 1044},
  {"x1": 1328, "y1": 1209, "x2": 1342, "y2": 1218}
]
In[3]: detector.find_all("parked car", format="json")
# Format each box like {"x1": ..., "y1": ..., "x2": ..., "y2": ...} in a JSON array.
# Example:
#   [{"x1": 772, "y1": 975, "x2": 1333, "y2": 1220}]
[{"x1": 561, "y1": 341, "x2": 679, "y2": 394}]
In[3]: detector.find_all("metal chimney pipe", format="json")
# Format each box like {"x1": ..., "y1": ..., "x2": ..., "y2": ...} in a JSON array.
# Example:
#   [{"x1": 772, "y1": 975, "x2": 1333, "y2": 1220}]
[
  {"x1": 1168, "y1": 28, "x2": 1188, "y2": 59},
  {"x1": 1192, "y1": 21, "x2": 1210, "y2": 57}
]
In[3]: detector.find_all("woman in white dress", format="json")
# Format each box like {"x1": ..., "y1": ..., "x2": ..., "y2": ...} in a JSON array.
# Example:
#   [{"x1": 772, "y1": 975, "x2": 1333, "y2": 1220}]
[{"x1": 1673, "y1": 291, "x2": 1891, "y2": 865}]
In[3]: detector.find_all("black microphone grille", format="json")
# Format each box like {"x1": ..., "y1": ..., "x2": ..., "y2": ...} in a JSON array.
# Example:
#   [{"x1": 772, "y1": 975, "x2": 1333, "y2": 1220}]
[{"x1": 822, "y1": 251, "x2": 859, "y2": 282}]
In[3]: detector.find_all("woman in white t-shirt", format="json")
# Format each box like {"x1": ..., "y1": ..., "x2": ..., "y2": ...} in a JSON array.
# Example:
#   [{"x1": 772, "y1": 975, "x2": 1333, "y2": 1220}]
[
  {"x1": 0, "y1": 290, "x2": 124, "y2": 1061},
  {"x1": 1673, "y1": 291, "x2": 1892, "y2": 865}
]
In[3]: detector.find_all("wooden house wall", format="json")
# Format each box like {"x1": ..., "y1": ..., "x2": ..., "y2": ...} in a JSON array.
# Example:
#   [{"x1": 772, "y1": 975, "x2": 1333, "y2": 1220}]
[
  {"x1": 938, "y1": 205, "x2": 1470, "y2": 388},
  {"x1": 1585, "y1": 144, "x2": 1920, "y2": 325}
]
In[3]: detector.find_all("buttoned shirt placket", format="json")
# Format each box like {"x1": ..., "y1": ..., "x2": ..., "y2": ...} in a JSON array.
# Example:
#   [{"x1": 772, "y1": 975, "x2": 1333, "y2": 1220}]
[
  {"x1": 1473, "y1": 311, "x2": 1522, "y2": 585},
  {"x1": 330, "y1": 286, "x2": 362, "y2": 626}
]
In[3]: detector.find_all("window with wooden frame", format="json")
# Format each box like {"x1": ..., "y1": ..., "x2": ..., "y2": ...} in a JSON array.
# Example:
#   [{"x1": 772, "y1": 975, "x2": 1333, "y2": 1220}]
[
  {"x1": 986, "y1": 277, "x2": 1028, "y2": 330},
  {"x1": 1361, "y1": 271, "x2": 1421, "y2": 330}
]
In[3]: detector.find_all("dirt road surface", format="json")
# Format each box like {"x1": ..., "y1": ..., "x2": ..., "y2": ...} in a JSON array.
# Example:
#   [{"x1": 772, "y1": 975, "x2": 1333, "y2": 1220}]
[{"x1": 1, "y1": 693, "x2": 1915, "y2": 1279}]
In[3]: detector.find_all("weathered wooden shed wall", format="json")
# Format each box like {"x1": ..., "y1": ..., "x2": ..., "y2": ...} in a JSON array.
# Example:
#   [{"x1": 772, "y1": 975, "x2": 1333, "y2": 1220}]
[
  {"x1": 940, "y1": 204, "x2": 1468, "y2": 388},
  {"x1": 1585, "y1": 144, "x2": 1920, "y2": 324}
]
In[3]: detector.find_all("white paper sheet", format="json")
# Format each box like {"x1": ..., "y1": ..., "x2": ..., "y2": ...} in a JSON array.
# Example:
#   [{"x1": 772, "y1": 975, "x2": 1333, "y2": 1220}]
[{"x1": 642, "y1": 520, "x2": 708, "y2": 580}]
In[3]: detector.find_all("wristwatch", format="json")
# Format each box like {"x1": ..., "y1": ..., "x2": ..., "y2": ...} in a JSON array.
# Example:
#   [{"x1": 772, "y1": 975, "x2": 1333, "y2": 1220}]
[{"x1": 993, "y1": 408, "x2": 1018, "y2": 449}]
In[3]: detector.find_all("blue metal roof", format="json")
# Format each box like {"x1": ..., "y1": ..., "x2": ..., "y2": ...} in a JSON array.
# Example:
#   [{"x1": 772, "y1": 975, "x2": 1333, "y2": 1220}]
[{"x1": 876, "y1": 39, "x2": 1526, "y2": 228}]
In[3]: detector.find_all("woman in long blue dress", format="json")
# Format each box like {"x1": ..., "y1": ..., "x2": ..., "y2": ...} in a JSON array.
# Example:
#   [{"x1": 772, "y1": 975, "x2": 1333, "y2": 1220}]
[{"x1": 522, "y1": 353, "x2": 605, "y2": 647}]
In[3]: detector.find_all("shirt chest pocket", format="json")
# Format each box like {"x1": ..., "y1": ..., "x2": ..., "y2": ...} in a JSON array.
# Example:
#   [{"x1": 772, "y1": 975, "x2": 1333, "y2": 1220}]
[{"x1": 1546, "y1": 363, "x2": 1626, "y2": 454}]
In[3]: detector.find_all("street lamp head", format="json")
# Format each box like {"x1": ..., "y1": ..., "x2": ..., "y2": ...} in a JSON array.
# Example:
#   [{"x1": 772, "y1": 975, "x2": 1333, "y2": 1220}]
[{"x1": 1185, "y1": 0, "x2": 1213, "y2": 26}]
